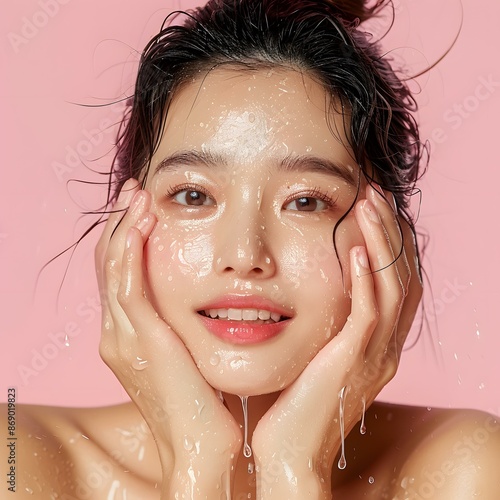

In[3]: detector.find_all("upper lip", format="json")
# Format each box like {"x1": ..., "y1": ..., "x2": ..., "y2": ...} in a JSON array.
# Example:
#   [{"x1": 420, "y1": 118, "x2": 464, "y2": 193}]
[{"x1": 196, "y1": 294, "x2": 294, "y2": 319}]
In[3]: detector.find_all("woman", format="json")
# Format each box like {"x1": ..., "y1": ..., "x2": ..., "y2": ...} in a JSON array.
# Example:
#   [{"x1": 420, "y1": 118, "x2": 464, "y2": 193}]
[{"x1": 4, "y1": 0, "x2": 499, "y2": 498}]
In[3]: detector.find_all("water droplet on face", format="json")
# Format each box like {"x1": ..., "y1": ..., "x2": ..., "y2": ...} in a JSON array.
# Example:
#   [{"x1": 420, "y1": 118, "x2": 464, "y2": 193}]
[
  {"x1": 247, "y1": 462, "x2": 254, "y2": 474},
  {"x1": 25, "y1": 487, "x2": 33, "y2": 494},
  {"x1": 337, "y1": 386, "x2": 347, "y2": 469},
  {"x1": 248, "y1": 112, "x2": 256, "y2": 123},
  {"x1": 158, "y1": 245, "x2": 164, "y2": 252},
  {"x1": 479, "y1": 383, "x2": 485, "y2": 390},
  {"x1": 132, "y1": 357, "x2": 149, "y2": 370},
  {"x1": 64, "y1": 334, "x2": 70, "y2": 347},
  {"x1": 210, "y1": 353, "x2": 221, "y2": 366},
  {"x1": 183, "y1": 435, "x2": 194, "y2": 451},
  {"x1": 306, "y1": 146, "x2": 312, "y2": 152},
  {"x1": 368, "y1": 476, "x2": 375, "y2": 484},
  {"x1": 239, "y1": 395, "x2": 252, "y2": 458}
]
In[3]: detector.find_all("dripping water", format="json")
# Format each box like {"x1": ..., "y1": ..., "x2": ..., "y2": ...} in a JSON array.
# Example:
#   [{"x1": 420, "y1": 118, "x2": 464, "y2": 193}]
[
  {"x1": 360, "y1": 396, "x2": 367, "y2": 435},
  {"x1": 337, "y1": 386, "x2": 347, "y2": 469},
  {"x1": 239, "y1": 395, "x2": 252, "y2": 458}
]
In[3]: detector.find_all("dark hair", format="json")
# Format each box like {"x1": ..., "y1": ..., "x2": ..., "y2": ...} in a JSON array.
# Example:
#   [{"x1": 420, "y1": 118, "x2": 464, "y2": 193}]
[{"x1": 108, "y1": 0, "x2": 426, "y2": 284}]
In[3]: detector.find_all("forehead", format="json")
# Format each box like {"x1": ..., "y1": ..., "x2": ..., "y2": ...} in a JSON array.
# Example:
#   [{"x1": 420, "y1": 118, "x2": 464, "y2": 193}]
[{"x1": 152, "y1": 67, "x2": 354, "y2": 168}]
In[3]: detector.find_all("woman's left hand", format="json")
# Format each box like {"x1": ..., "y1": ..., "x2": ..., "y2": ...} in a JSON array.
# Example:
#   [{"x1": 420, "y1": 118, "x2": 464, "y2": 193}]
[{"x1": 252, "y1": 183, "x2": 423, "y2": 499}]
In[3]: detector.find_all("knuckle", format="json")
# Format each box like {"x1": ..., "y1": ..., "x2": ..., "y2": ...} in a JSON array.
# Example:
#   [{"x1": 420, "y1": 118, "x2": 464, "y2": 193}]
[
  {"x1": 104, "y1": 258, "x2": 120, "y2": 281},
  {"x1": 384, "y1": 358, "x2": 398, "y2": 382},
  {"x1": 98, "y1": 338, "x2": 114, "y2": 366},
  {"x1": 364, "y1": 306, "x2": 379, "y2": 328},
  {"x1": 117, "y1": 287, "x2": 131, "y2": 307}
]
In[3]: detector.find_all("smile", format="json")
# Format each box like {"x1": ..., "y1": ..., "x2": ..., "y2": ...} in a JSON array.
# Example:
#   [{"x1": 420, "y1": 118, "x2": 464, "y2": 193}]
[
  {"x1": 199, "y1": 308, "x2": 284, "y2": 323},
  {"x1": 196, "y1": 295, "x2": 294, "y2": 344}
]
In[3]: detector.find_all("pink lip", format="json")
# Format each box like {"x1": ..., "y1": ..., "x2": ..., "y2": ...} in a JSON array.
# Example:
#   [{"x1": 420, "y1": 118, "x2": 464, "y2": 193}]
[{"x1": 196, "y1": 294, "x2": 294, "y2": 345}]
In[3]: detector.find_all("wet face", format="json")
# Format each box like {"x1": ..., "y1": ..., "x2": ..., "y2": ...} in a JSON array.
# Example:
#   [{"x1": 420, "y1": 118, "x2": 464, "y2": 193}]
[{"x1": 143, "y1": 67, "x2": 367, "y2": 396}]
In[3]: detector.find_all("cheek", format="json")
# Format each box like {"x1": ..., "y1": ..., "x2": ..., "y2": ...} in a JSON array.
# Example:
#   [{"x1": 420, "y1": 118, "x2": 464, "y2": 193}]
[
  {"x1": 144, "y1": 223, "x2": 216, "y2": 306},
  {"x1": 279, "y1": 213, "x2": 363, "y2": 290},
  {"x1": 279, "y1": 214, "x2": 365, "y2": 334}
]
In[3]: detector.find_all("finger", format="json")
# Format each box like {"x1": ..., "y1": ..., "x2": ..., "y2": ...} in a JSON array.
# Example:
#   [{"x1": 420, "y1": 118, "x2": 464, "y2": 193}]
[
  {"x1": 101, "y1": 190, "x2": 151, "y2": 307},
  {"x1": 102, "y1": 208, "x2": 157, "y2": 341},
  {"x1": 354, "y1": 198, "x2": 405, "y2": 357},
  {"x1": 366, "y1": 184, "x2": 412, "y2": 359},
  {"x1": 265, "y1": 246, "x2": 378, "y2": 444},
  {"x1": 367, "y1": 184, "x2": 411, "y2": 294},
  {"x1": 393, "y1": 217, "x2": 424, "y2": 356},
  {"x1": 290, "y1": 247, "x2": 377, "y2": 399},
  {"x1": 118, "y1": 225, "x2": 203, "y2": 390},
  {"x1": 95, "y1": 178, "x2": 140, "y2": 276},
  {"x1": 367, "y1": 184, "x2": 422, "y2": 356},
  {"x1": 105, "y1": 189, "x2": 151, "y2": 262}
]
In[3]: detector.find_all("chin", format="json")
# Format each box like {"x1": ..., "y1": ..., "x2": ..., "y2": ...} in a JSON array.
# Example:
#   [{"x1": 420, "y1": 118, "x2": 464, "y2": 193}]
[{"x1": 200, "y1": 359, "x2": 301, "y2": 397}]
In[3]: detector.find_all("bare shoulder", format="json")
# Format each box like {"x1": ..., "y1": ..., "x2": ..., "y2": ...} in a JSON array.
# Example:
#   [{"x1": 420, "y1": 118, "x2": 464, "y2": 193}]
[
  {"x1": 390, "y1": 404, "x2": 500, "y2": 499},
  {"x1": 336, "y1": 401, "x2": 500, "y2": 499},
  {"x1": 0, "y1": 400, "x2": 162, "y2": 499}
]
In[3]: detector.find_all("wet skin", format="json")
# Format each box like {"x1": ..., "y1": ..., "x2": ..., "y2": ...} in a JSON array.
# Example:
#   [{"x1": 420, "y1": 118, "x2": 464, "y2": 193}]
[{"x1": 3, "y1": 68, "x2": 499, "y2": 499}]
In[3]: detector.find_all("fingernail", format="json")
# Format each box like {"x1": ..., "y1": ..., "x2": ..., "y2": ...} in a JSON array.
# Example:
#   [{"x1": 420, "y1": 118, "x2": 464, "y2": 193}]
[
  {"x1": 369, "y1": 183, "x2": 386, "y2": 203},
  {"x1": 136, "y1": 214, "x2": 150, "y2": 232},
  {"x1": 354, "y1": 247, "x2": 369, "y2": 276},
  {"x1": 126, "y1": 230, "x2": 133, "y2": 249},
  {"x1": 131, "y1": 191, "x2": 144, "y2": 214},
  {"x1": 362, "y1": 199, "x2": 381, "y2": 223}
]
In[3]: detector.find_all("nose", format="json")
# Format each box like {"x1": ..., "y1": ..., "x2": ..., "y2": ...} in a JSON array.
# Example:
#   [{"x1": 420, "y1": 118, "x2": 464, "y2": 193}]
[{"x1": 213, "y1": 212, "x2": 276, "y2": 279}]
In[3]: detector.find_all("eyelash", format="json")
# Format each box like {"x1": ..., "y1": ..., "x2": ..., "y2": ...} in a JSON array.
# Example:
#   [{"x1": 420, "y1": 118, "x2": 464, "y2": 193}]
[
  {"x1": 165, "y1": 184, "x2": 337, "y2": 210},
  {"x1": 282, "y1": 187, "x2": 338, "y2": 211},
  {"x1": 165, "y1": 183, "x2": 213, "y2": 201}
]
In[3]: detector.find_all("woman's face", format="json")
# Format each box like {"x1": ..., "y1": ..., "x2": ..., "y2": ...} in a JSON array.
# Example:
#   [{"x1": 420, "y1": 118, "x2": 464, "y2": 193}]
[{"x1": 143, "y1": 67, "x2": 367, "y2": 396}]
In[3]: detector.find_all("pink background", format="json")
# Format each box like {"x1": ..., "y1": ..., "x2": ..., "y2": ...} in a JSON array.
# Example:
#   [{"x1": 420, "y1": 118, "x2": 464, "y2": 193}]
[{"x1": 1, "y1": 0, "x2": 498, "y2": 416}]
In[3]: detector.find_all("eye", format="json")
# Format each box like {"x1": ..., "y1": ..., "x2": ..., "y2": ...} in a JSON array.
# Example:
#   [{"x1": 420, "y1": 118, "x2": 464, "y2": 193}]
[
  {"x1": 171, "y1": 188, "x2": 215, "y2": 206},
  {"x1": 284, "y1": 196, "x2": 328, "y2": 212}
]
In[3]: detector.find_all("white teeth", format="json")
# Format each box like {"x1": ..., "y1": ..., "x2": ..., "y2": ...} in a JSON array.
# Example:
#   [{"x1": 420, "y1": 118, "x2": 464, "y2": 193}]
[
  {"x1": 258, "y1": 310, "x2": 271, "y2": 320},
  {"x1": 270, "y1": 312, "x2": 281, "y2": 322},
  {"x1": 202, "y1": 308, "x2": 284, "y2": 322},
  {"x1": 228, "y1": 308, "x2": 242, "y2": 321},
  {"x1": 242, "y1": 309, "x2": 258, "y2": 321}
]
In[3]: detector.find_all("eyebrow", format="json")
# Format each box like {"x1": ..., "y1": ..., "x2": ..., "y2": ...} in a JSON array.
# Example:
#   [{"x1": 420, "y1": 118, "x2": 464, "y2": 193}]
[
  {"x1": 279, "y1": 154, "x2": 358, "y2": 187},
  {"x1": 154, "y1": 150, "x2": 358, "y2": 187}
]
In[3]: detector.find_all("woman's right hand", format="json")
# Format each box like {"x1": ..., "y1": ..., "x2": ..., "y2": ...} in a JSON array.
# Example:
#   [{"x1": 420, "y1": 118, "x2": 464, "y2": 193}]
[{"x1": 95, "y1": 179, "x2": 242, "y2": 498}]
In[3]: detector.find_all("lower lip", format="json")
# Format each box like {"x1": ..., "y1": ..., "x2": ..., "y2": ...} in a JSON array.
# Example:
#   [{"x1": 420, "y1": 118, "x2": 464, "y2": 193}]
[{"x1": 198, "y1": 315, "x2": 291, "y2": 344}]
